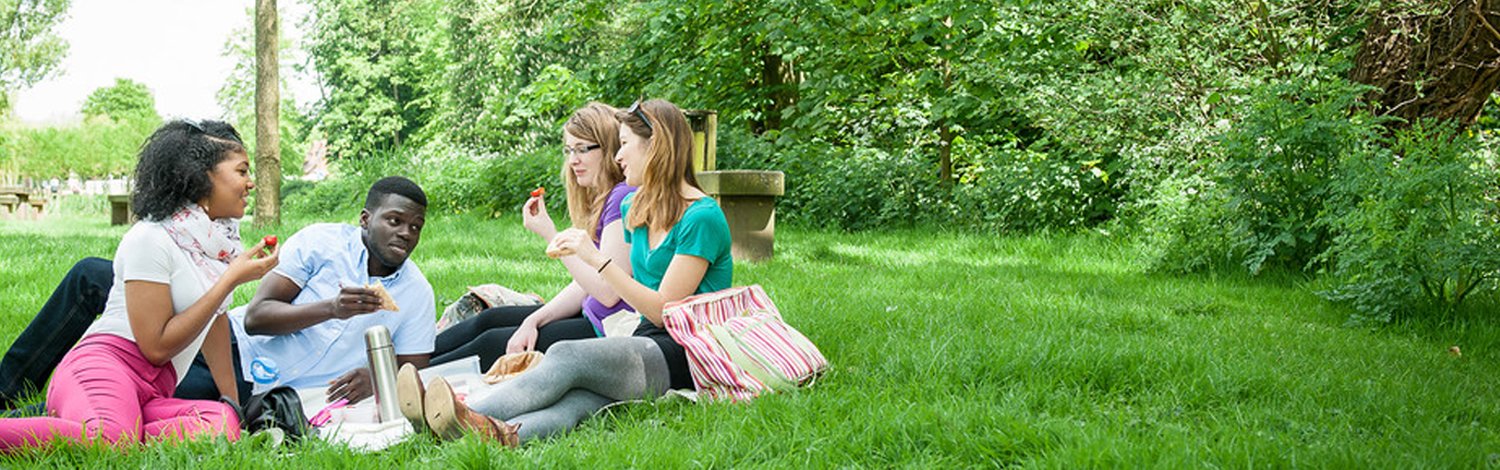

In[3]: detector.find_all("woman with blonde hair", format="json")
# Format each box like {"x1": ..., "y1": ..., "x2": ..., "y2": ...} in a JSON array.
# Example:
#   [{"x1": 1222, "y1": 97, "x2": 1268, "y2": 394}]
[
  {"x1": 410, "y1": 103, "x2": 639, "y2": 409},
  {"x1": 409, "y1": 99, "x2": 732, "y2": 446}
]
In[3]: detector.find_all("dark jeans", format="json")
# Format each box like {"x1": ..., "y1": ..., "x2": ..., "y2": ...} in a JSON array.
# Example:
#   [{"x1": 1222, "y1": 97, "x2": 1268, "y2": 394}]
[
  {"x1": 0, "y1": 257, "x2": 113, "y2": 408},
  {"x1": 0, "y1": 257, "x2": 250, "y2": 409},
  {"x1": 174, "y1": 339, "x2": 253, "y2": 403},
  {"x1": 431, "y1": 305, "x2": 598, "y2": 370}
]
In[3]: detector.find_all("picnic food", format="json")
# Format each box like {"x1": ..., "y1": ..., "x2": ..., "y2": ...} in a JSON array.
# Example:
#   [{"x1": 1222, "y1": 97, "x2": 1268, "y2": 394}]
[
  {"x1": 530, "y1": 186, "x2": 545, "y2": 198},
  {"x1": 483, "y1": 351, "x2": 543, "y2": 384},
  {"x1": 368, "y1": 283, "x2": 400, "y2": 311},
  {"x1": 263, "y1": 235, "x2": 278, "y2": 248},
  {"x1": 544, "y1": 235, "x2": 570, "y2": 259}
]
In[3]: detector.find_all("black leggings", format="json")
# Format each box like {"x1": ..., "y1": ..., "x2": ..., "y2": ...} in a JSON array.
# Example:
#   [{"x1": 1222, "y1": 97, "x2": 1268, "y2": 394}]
[{"x1": 431, "y1": 305, "x2": 598, "y2": 370}]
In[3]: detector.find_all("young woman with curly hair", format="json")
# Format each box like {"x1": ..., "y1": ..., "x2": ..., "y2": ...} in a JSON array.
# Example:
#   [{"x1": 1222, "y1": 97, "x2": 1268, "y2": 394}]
[{"x1": 0, "y1": 120, "x2": 279, "y2": 449}]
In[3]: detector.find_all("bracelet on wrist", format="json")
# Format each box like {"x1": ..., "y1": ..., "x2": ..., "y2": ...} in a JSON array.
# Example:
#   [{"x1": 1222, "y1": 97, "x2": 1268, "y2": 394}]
[{"x1": 597, "y1": 258, "x2": 612, "y2": 274}]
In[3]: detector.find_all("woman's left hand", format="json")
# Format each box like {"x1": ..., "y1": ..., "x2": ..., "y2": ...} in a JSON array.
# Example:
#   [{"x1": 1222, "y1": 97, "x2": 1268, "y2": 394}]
[{"x1": 548, "y1": 228, "x2": 608, "y2": 268}]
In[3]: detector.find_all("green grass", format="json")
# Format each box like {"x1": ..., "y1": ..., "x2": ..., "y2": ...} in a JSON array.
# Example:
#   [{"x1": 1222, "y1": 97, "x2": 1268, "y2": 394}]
[{"x1": 1, "y1": 213, "x2": 1497, "y2": 467}]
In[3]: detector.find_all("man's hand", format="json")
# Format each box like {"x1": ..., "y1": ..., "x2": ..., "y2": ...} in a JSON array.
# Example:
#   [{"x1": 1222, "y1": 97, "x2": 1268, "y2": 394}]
[
  {"x1": 327, "y1": 367, "x2": 374, "y2": 404},
  {"x1": 330, "y1": 286, "x2": 384, "y2": 320}
]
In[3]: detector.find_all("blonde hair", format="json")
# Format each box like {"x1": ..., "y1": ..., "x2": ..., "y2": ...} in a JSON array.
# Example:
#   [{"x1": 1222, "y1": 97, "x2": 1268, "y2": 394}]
[
  {"x1": 616, "y1": 99, "x2": 699, "y2": 234},
  {"x1": 562, "y1": 102, "x2": 625, "y2": 240}
]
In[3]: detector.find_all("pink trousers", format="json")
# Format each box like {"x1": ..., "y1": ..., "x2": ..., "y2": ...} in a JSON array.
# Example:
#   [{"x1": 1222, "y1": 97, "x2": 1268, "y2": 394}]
[{"x1": 0, "y1": 334, "x2": 240, "y2": 450}]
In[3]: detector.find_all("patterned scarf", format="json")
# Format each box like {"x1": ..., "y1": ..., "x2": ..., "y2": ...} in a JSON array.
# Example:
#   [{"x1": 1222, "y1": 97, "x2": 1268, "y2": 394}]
[{"x1": 160, "y1": 204, "x2": 243, "y2": 315}]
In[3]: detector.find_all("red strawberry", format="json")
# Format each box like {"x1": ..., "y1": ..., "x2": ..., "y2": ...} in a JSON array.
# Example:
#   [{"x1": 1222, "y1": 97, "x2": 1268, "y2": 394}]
[
  {"x1": 530, "y1": 187, "x2": 545, "y2": 198},
  {"x1": 263, "y1": 235, "x2": 278, "y2": 248}
]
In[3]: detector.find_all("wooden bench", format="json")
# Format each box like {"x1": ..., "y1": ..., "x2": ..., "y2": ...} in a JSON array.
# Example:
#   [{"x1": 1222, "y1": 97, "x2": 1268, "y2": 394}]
[
  {"x1": 0, "y1": 194, "x2": 19, "y2": 218},
  {"x1": 27, "y1": 196, "x2": 46, "y2": 218},
  {"x1": 109, "y1": 194, "x2": 135, "y2": 226}
]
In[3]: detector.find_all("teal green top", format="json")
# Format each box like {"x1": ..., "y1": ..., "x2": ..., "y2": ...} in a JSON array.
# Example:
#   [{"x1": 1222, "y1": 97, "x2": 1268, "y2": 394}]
[{"x1": 620, "y1": 194, "x2": 733, "y2": 294}]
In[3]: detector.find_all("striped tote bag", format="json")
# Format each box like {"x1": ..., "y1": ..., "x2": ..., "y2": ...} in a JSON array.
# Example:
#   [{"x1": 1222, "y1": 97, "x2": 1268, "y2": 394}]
[{"x1": 662, "y1": 285, "x2": 828, "y2": 402}]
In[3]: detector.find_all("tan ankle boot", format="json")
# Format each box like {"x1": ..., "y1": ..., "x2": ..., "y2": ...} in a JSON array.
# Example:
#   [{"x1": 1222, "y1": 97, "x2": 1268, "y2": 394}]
[
  {"x1": 423, "y1": 377, "x2": 520, "y2": 447},
  {"x1": 396, "y1": 363, "x2": 426, "y2": 432}
]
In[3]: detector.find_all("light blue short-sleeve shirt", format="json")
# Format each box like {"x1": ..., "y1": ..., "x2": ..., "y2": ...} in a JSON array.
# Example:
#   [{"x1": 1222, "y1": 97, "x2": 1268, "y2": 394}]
[{"x1": 230, "y1": 223, "x2": 436, "y2": 392}]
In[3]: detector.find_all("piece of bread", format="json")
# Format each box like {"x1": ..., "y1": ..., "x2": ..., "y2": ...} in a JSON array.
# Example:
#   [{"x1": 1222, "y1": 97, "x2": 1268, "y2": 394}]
[
  {"x1": 484, "y1": 351, "x2": 543, "y2": 384},
  {"x1": 367, "y1": 283, "x2": 400, "y2": 311},
  {"x1": 544, "y1": 237, "x2": 571, "y2": 259}
]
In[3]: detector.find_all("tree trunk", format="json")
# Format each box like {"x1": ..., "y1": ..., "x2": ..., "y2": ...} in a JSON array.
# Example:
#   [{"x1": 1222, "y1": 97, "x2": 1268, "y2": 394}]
[
  {"x1": 255, "y1": 0, "x2": 281, "y2": 226},
  {"x1": 757, "y1": 51, "x2": 800, "y2": 134},
  {"x1": 1350, "y1": 0, "x2": 1500, "y2": 126}
]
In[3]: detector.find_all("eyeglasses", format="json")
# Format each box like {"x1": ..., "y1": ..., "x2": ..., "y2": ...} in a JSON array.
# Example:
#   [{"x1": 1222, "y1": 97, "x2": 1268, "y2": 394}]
[
  {"x1": 563, "y1": 143, "x2": 601, "y2": 156},
  {"x1": 626, "y1": 100, "x2": 653, "y2": 133}
]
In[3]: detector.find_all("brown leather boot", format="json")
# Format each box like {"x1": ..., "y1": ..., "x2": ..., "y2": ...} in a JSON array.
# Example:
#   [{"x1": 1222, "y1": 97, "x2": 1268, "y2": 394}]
[
  {"x1": 423, "y1": 377, "x2": 520, "y2": 447},
  {"x1": 396, "y1": 363, "x2": 426, "y2": 432}
]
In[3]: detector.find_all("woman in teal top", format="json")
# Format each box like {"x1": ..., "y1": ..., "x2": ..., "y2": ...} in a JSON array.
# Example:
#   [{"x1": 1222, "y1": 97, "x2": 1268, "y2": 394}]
[{"x1": 414, "y1": 99, "x2": 732, "y2": 446}]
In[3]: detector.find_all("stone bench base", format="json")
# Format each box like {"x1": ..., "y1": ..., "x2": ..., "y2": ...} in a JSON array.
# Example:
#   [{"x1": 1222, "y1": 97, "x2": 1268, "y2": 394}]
[
  {"x1": 109, "y1": 194, "x2": 135, "y2": 226},
  {"x1": 697, "y1": 170, "x2": 784, "y2": 262}
]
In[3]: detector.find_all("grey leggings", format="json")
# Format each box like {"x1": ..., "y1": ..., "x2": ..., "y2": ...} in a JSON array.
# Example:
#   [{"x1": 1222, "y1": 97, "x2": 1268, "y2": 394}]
[{"x1": 469, "y1": 337, "x2": 672, "y2": 443}]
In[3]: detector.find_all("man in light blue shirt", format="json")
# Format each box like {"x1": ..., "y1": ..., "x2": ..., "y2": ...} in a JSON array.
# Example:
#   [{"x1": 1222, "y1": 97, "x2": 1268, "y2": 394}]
[
  {"x1": 231, "y1": 176, "x2": 435, "y2": 403},
  {"x1": 231, "y1": 221, "x2": 435, "y2": 394}
]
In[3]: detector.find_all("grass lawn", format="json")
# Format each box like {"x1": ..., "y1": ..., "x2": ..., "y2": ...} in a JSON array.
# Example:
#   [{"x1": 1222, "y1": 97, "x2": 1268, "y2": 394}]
[{"x1": 1, "y1": 211, "x2": 1497, "y2": 467}]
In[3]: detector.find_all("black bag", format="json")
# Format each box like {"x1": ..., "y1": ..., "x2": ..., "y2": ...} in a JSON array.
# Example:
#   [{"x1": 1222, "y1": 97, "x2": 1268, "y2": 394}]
[{"x1": 240, "y1": 386, "x2": 310, "y2": 441}]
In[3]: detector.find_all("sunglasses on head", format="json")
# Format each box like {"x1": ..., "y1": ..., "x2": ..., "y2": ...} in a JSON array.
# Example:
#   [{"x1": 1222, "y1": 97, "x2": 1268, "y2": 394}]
[
  {"x1": 183, "y1": 119, "x2": 244, "y2": 144},
  {"x1": 627, "y1": 100, "x2": 653, "y2": 133}
]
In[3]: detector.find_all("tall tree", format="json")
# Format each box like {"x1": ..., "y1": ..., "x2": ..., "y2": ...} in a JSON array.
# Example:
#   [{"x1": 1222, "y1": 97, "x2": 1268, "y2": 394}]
[
  {"x1": 1351, "y1": 0, "x2": 1500, "y2": 126},
  {"x1": 0, "y1": 0, "x2": 70, "y2": 112},
  {"x1": 255, "y1": 0, "x2": 281, "y2": 226},
  {"x1": 217, "y1": 7, "x2": 308, "y2": 180}
]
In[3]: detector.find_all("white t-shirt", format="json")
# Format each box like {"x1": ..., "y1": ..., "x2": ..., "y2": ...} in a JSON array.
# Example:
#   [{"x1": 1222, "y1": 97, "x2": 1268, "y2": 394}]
[{"x1": 82, "y1": 221, "x2": 220, "y2": 384}]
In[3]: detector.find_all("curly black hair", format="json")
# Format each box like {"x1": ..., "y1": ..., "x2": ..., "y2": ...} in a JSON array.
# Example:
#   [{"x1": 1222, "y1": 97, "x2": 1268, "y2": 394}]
[{"x1": 131, "y1": 119, "x2": 246, "y2": 221}]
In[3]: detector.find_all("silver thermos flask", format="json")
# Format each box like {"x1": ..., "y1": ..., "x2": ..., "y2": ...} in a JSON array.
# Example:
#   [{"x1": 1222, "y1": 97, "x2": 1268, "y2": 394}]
[{"x1": 365, "y1": 325, "x2": 401, "y2": 422}]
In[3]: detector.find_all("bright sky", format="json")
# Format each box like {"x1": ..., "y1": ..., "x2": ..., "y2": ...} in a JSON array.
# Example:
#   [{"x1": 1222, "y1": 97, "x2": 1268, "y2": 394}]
[{"x1": 10, "y1": 0, "x2": 316, "y2": 125}]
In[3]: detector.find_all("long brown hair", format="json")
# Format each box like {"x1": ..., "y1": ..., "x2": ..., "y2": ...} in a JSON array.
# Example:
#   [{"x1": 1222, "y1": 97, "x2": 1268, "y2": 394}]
[
  {"x1": 616, "y1": 99, "x2": 699, "y2": 234},
  {"x1": 562, "y1": 103, "x2": 624, "y2": 240}
]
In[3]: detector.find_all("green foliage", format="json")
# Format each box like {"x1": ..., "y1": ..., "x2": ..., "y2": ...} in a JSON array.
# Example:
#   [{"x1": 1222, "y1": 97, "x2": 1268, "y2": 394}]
[
  {"x1": 1321, "y1": 121, "x2": 1500, "y2": 321},
  {"x1": 215, "y1": 7, "x2": 310, "y2": 178},
  {"x1": 80, "y1": 78, "x2": 158, "y2": 122},
  {"x1": 304, "y1": 0, "x2": 448, "y2": 159},
  {"x1": 281, "y1": 148, "x2": 413, "y2": 217},
  {"x1": 438, "y1": 0, "x2": 614, "y2": 154},
  {"x1": 1212, "y1": 79, "x2": 1381, "y2": 274},
  {"x1": 0, "y1": 117, "x2": 158, "y2": 178},
  {"x1": 0, "y1": 0, "x2": 70, "y2": 104},
  {"x1": 1, "y1": 79, "x2": 160, "y2": 179}
]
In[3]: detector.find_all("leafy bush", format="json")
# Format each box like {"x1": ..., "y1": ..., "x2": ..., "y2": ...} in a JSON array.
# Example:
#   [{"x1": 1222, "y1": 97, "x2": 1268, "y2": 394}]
[
  {"x1": 446, "y1": 145, "x2": 562, "y2": 218},
  {"x1": 719, "y1": 129, "x2": 1115, "y2": 232},
  {"x1": 1212, "y1": 79, "x2": 1381, "y2": 274},
  {"x1": 1320, "y1": 121, "x2": 1500, "y2": 321},
  {"x1": 282, "y1": 149, "x2": 418, "y2": 218},
  {"x1": 950, "y1": 140, "x2": 1117, "y2": 232},
  {"x1": 1138, "y1": 78, "x2": 1380, "y2": 274},
  {"x1": 282, "y1": 142, "x2": 565, "y2": 222}
]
